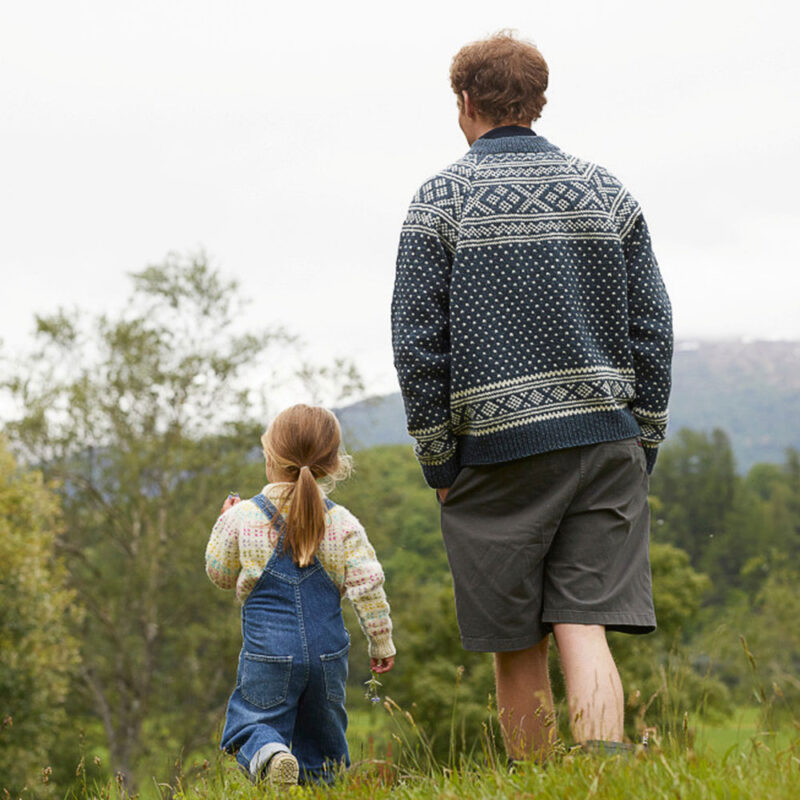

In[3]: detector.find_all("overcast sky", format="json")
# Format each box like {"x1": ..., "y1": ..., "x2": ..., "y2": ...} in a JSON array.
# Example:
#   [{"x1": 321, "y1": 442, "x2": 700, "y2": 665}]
[{"x1": 2, "y1": 0, "x2": 798, "y2": 399}]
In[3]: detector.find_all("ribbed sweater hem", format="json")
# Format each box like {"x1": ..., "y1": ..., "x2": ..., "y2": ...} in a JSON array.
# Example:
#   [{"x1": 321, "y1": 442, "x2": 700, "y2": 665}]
[
  {"x1": 421, "y1": 459, "x2": 461, "y2": 489},
  {"x1": 457, "y1": 407, "x2": 643, "y2": 467}
]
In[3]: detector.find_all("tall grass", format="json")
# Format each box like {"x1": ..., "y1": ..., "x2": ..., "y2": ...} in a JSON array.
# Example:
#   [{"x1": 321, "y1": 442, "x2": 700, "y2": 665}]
[
  {"x1": 21, "y1": 636, "x2": 800, "y2": 800},
  {"x1": 63, "y1": 731, "x2": 800, "y2": 800},
  {"x1": 58, "y1": 681, "x2": 800, "y2": 800}
]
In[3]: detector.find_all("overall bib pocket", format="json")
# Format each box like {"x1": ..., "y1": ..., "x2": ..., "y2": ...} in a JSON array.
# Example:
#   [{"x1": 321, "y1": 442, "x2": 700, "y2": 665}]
[
  {"x1": 320, "y1": 642, "x2": 350, "y2": 703},
  {"x1": 240, "y1": 652, "x2": 293, "y2": 709}
]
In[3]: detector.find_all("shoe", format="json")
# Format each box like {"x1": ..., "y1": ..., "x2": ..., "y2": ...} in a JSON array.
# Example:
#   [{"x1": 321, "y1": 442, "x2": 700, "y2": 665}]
[{"x1": 265, "y1": 751, "x2": 299, "y2": 786}]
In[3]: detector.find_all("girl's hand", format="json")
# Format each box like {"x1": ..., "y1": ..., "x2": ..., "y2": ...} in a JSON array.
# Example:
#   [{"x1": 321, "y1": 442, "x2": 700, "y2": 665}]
[
  {"x1": 370, "y1": 656, "x2": 395, "y2": 674},
  {"x1": 220, "y1": 493, "x2": 241, "y2": 514}
]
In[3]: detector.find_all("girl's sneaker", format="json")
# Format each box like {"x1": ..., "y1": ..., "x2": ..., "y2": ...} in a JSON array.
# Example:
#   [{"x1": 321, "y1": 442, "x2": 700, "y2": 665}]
[{"x1": 265, "y1": 751, "x2": 299, "y2": 787}]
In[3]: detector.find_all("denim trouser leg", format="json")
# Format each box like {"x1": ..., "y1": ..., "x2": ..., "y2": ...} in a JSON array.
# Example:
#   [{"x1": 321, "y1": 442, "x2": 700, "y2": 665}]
[
  {"x1": 291, "y1": 661, "x2": 350, "y2": 783},
  {"x1": 220, "y1": 688, "x2": 297, "y2": 776}
]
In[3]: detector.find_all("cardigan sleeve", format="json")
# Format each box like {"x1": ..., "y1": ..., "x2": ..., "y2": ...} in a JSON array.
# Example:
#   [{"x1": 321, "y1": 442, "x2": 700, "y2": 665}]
[
  {"x1": 205, "y1": 507, "x2": 241, "y2": 590},
  {"x1": 341, "y1": 514, "x2": 396, "y2": 659},
  {"x1": 392, "y1": 175, "x2": 462, "y2": 488}
]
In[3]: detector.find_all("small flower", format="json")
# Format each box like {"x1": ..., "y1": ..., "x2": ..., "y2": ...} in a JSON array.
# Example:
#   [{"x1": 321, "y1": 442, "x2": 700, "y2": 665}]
[{"x1": 364, "y1": 670, "x2": 383, "y2": 704}]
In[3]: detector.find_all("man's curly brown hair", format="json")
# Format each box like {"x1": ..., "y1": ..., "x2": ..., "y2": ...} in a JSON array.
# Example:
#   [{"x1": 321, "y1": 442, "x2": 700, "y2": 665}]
[{"x1": 450, "y1": 32, "x2": 549, "y2": 125}]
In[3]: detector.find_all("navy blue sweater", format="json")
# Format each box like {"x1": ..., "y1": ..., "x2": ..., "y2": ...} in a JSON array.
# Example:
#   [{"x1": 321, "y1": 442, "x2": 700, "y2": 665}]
[{"x1": 391, "y1": 130, "x2": 673, "y2": 488}]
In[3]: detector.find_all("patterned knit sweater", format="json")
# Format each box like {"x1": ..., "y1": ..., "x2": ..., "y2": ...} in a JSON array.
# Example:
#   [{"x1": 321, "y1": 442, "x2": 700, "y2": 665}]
[
  {"x1": 392, "y1": 129, "x2": 673, "y2": 488},
  {"x1": 205, "y1": 484, "x2": 395, "y2": 659}
]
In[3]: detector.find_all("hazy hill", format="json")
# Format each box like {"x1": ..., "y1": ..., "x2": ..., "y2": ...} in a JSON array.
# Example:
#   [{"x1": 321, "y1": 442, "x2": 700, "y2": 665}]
[{"x1": 339, "y1": 340, "x2": 800, "y2": 472}]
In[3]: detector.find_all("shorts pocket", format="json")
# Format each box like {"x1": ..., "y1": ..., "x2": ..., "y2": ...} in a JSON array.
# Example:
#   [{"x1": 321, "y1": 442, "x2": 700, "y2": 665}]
[
  {"x1": 320, "y1": 642, "x2": 350, "y2": 703},
  {"x1": 240, "y1": 652, "x2": 293, "y2": 710},
  {"x1": 440, "y1": 466, "x2": 469, "y2": 506}
]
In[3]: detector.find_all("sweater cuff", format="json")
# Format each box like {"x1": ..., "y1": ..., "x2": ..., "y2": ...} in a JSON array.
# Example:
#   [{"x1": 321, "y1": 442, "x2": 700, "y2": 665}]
[
  {"x1": 643, "y1": 445, "x2": 659, "y2": 474},
  {"x1": 368, "y1": 635, "x2": 396, "y2": 660},
  {"x1": 421, "y1": 457, "x2": 461, "y2": 489}
]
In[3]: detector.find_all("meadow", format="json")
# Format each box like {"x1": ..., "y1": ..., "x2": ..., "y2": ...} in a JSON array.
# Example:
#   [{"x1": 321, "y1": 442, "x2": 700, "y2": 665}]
[{"x1": 56, "y1": 698, "x2": 800, "y2": 799}]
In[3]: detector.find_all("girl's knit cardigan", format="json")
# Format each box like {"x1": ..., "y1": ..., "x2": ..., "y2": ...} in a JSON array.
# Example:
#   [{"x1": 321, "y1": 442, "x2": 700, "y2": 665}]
[{"x1": 205, "y1": 483, "x2": 395, "y2": 660}]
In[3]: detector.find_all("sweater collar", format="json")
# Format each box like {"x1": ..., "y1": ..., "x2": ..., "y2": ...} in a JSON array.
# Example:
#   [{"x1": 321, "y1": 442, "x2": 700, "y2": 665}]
[{"x1": 469, "y1": 131, "x2": 559, "y2": 156}]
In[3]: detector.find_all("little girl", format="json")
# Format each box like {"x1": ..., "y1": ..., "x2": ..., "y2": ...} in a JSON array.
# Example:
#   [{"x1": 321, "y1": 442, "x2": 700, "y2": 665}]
[{"x1": 205, "y1": 404, "x2": 395, "y2": 786}]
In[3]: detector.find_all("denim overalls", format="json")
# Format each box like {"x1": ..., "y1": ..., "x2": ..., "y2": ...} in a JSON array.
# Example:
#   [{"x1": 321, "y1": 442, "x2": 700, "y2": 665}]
[{"x1": 220, "y1": 493, "x2": 350, "y2": 783}]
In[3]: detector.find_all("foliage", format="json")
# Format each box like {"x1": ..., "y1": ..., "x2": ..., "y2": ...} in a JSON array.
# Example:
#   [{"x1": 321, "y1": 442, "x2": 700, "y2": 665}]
[
  {"x1": 648, "y1": 428, "x2": 737, "y2": 565},
  {"x1": 651, "y1": 433, "x2": 800, "y2": 602},
  {"x1": 0, "y1": 438, "x2": 81, "y2": 795},
  {"x1": 702, "y1": 566, "x2": 800, "y2": 727},
  {"x1": 332, "y1": 445, "x2": 450, "y2": 584}
]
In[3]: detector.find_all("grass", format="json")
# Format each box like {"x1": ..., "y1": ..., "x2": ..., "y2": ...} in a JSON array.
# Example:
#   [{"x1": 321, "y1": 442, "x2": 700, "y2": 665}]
[
  {"x1": 53, "y1": 648, "x2": 800, "y2": 800},
  {"x1": 170, "y1": 739, "x2": 800, "y2": 800},
  {"x1": 696, "y1": 707, "x2": 796, "y2": 755},
  {"x1": 60, "y1": 702, "x2": 800, "y2": 800}
]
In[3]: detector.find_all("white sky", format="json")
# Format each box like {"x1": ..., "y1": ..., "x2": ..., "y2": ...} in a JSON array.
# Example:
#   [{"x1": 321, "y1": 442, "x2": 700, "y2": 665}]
[{"x1": 2, "y1": 0, "x2": 799, "y2": 398}]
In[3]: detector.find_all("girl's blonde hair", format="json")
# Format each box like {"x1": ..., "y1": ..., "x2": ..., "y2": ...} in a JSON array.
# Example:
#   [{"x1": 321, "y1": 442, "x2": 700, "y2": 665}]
[{"x1": 261, "y1": 404, "x2": 352, "y2": 567}]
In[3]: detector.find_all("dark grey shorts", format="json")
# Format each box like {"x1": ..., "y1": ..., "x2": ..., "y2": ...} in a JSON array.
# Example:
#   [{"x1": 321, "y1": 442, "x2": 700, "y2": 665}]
[{"x1": 440, "y1": 437, "x2": 655, "y2": 652}]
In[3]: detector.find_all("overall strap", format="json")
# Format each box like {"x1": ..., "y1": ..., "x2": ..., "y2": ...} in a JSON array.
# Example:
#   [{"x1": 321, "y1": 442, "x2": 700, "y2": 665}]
[
  {"x1": 251, "y1": 493, "x2": 287, "y2": 548},
  {"x1": 249, "y1": 493, "x2": 342, "y2": 592}
]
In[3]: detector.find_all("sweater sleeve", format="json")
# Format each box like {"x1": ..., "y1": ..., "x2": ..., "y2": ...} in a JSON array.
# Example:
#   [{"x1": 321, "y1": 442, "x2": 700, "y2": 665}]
[
  {"x1": 392, "y1": 175, "x2": 462, "y2": 488},
  {"x1": 621, "y1": 209, "x2": 674, "y2": 473},
  {"x1": 341, "y1": 516, "x2": 395, "y2": 660},
  {"x1": 205, "y1": 508, "x2": 241, "y2": 590}
]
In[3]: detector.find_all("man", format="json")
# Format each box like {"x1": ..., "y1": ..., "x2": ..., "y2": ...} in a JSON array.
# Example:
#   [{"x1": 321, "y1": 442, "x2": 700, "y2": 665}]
[{"x1": 391, "y1": 32, "x2": 673, "y2": 759}]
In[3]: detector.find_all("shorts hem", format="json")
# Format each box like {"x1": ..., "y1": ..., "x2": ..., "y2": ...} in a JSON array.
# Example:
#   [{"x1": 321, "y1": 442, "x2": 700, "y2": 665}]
[
  {"x1": 461, "y1": 629, "x2": 552, "y2": 653},
  {"x1": 542, "y1": 608, "x2": 656, "y2": 633}
]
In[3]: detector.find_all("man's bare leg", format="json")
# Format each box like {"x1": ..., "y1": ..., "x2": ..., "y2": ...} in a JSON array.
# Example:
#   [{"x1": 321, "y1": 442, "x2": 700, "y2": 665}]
[
  {"x1": 494, "y1": 637, "x2": 555, "y2": 761},
  {"x1": 553, "y1": 623, "x2": 624, "y2": 743}
]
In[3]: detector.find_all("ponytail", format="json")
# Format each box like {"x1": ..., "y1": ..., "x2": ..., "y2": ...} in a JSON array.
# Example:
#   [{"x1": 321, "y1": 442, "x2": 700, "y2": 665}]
[
  {"x1": 283, "y1": 465, "x2": 326, "y2": 567},
  {"x1": 261, "y1": 404, "x2": 352, "y2": 567}
]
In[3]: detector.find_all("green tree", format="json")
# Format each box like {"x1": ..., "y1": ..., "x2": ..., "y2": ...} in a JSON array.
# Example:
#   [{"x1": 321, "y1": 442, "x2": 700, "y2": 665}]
[
  {"x1": 333, "y1": 445, "x2": 450, "y2": 585},
  {"x1": 702, "y1": 449, "x2": 800, "y2": 599},
  {"x1": 704, "y1": 565, "x2": 800, "y2": 728},
  {"x1": 0, "y1": 438, "x2": 81, "y2": 795},
  {"x1": 2, "y1": 253, "x2": 360, "y2": 789},
  {"x1": 649, "y1": 428, "x2": 737, "y2": 567}
]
